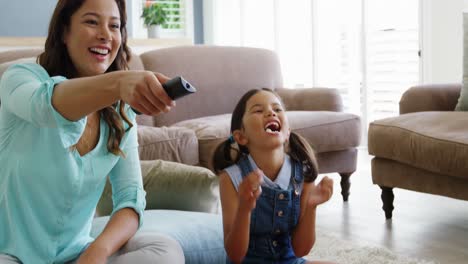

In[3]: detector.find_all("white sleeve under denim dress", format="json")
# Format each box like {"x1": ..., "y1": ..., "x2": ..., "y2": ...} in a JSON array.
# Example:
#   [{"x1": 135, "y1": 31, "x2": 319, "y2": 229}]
[{"x1": 0, "y1": 63, "x2": 146, "y2": 264}]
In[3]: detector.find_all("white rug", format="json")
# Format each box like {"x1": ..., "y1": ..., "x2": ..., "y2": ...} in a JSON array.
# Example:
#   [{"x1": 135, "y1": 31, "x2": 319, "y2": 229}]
[{"x1": 305, "y1": 230, "x2": 437, "y2": 264}]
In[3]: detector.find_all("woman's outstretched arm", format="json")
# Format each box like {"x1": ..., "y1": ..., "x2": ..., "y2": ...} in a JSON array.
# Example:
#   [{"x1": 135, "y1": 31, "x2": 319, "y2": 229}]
[{"x1": 52, "y1": 70, "x2": 173, "y2": 121}]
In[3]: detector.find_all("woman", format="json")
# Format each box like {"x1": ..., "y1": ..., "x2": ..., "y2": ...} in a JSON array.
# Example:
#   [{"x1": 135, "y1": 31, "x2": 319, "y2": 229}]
[{"x1": 0, "y1": 0, "x2": 184, "y2": 263}]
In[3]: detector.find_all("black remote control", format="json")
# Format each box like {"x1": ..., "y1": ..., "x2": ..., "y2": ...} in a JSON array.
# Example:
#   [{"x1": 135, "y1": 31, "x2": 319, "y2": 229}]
[
  {"x1": 132, "y1": 76, "x2": 196, "y2": 114},
  {"x1": 163, "y1": 76, "x2": 197, "y2": 100}
]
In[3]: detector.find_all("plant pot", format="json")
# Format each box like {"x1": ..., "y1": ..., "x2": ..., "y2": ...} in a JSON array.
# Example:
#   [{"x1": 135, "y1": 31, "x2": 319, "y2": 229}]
[{"x1": 147, "y1": 25, "x2": 161, "y2": 38}]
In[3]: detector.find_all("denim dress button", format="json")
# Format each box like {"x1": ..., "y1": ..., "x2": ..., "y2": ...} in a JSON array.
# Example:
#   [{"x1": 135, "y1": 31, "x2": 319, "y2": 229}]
[
  {"x1": 278, "y1": 193, "x2": 285, "y2": 200},
  {"x1": 277, "y1": 210, "x2": 283, "y2": 217},
  {"x1": 272, "y1": 240, "x2": 278, "y2": 247}
]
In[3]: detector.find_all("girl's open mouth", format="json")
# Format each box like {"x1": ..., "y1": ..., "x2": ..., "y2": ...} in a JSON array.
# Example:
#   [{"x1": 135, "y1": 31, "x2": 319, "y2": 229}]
[{"x1": 264, "y1": 121, "x2": 281, "y2": 134}]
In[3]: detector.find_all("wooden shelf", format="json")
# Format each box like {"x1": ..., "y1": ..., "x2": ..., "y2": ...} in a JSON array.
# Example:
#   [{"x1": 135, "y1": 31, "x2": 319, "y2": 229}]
[
  {"x1": 129, "y1": 38, "x2": 192, "y2": 47},
  {"x1": 0, "y1": 37, "x2": 193, "y2": 53},
  {"x1": 0, "y1": 37, "x2": 46, "y2": 46}
]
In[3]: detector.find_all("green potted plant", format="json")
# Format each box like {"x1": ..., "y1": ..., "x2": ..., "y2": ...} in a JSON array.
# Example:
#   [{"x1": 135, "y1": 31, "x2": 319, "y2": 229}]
[{"x1": 141, "y1": 1, "x2": 168, "y2": 38}]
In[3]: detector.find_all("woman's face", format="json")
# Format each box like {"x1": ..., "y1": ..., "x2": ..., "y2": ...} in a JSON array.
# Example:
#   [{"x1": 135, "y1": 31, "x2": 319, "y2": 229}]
[{"x1": 64, "y1": 0, "x2": 122, "y2": 77}]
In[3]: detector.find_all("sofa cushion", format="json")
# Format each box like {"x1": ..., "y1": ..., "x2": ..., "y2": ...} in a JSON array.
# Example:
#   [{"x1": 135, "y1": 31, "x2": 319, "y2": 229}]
[
  {"x1": 173, "y1": 114, "x2": 231, "y2": 169},
  {"x1": 91, "y1": 210, "x2": 225, "y2": 264},
  {"x1": 173, "y1": 111, "x2": 361, "y2": 169},
  {"x1": 96, "y1": 160, "x2": 220, "y2": 215},
  {"x1": 137, "y1": 125, "x2": 199, "y2": 165},
  {"x1": 287, "y1": 111, "x2": 361, "y2": 152},
  {"x1": 368, "y1": 112, "x2": 468, "y2": 179}
]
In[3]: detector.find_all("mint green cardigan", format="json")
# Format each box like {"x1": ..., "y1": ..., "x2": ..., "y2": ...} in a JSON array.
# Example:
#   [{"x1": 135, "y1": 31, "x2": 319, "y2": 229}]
[{"x1": 0, "y1": 63, "x2": 146, "y2": 264}]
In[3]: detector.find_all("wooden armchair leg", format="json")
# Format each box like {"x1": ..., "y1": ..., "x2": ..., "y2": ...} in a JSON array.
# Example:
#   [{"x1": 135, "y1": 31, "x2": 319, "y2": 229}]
[
  {"x1": 339, "y1": 173, "x2": 352, "y2": 202},
  {"x1": 380, "y1": 186, "x2": 394, "y2": 220}
]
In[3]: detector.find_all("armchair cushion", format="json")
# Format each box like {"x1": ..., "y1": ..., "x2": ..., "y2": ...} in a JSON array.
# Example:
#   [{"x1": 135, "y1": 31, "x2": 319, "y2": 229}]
[
  {"x1": 96, "y1": 160, "x2": 220, "y2": 215},
  {"x1": 368, "y1": 112, "x2": 468, "y2": 179},
  {"x1": 173, "y1": 112, "x2": 361, "y2": 169},
  {"x1": 287, "y1": 111, "x2": 361, "y2": 153}
]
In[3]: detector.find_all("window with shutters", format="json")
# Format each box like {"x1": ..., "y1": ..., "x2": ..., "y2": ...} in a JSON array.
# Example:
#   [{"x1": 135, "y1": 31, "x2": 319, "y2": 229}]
[
  {"x1": 130, "y1": 0, "x2": 193, "y2": 39},
  {"x1": 365, "y1": 0, "x2": 420, "y2": 122},
  {"x1": 204, "y1": 0, "x2": 420, "y2": 144}
]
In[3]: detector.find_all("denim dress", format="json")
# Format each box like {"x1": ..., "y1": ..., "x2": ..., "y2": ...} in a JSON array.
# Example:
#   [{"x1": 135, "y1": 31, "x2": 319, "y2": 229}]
[{"x1": 225, "y1": 155, "x2": 306, "y2": 264}]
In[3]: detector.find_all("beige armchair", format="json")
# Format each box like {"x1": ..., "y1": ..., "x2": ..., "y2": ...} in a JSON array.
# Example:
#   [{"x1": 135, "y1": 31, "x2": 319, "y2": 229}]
[
  {"x1": 368, "y1": 84, "x2": 468, "y2": 219},
  {"x1": 138, "y1": 46, "x2": 361, "y2": 201}
]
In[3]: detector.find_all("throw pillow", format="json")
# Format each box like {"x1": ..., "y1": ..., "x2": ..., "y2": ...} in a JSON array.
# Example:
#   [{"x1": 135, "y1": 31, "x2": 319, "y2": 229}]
[
  {"x1": 456, "y1": 13, "x2": 468, "y2": 110},
  {"x1": 96, "y1": 160, "x2": 220, "y2": 216}
]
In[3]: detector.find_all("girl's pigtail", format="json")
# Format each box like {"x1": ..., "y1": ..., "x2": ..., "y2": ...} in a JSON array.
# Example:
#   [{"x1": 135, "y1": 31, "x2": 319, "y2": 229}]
[
  {"x1": 288, "y1": 132, "x2": 319, "y2": 182},
  {"x1": 213, "y1": 136, "x2": 239, "y2": 174}
]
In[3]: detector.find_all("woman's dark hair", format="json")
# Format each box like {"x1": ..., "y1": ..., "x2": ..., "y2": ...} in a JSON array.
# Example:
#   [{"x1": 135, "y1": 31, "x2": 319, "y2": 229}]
[
  {"x1": 212, "y1": 88, "x2": 319, "y2": 182},
  {"x1": 38, "y1": 0, "x2": 132, "y2": 156}
]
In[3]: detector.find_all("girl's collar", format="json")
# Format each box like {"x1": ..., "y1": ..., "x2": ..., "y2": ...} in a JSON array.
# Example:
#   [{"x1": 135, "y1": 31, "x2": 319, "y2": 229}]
[{"x1": 247, "y1": 154, "x2": 291, "y2": 190}]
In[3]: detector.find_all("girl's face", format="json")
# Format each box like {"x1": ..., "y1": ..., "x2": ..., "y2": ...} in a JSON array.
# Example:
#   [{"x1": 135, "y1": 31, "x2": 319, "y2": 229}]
[
  {"x1": 64, "y1": 0, "x2": 122, "y2": 77},
  {"x1": 237, "y1": 91, "x2": 291, "y2": 150}
]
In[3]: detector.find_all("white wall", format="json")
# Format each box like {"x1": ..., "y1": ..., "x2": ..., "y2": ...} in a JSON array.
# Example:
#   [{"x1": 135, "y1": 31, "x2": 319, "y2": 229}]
[
  {"x1": 0, "y1": 0, "x2": 56, "y2": 37},
  {"x1": 421, "y1": 0, "x2": 464, "y2": 84}
]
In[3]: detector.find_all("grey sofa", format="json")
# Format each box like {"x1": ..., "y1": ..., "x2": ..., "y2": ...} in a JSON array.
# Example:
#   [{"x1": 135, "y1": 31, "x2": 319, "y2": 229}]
[
  {"x1": 368, "y1": 84, "x2": 468, "y2": 219},
  {"x1": 0, "y1": 45, "x2": 361, "y2": 201}
]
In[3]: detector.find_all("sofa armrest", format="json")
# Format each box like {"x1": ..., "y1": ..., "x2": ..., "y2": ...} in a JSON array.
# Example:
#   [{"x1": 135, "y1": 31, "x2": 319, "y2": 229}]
[
  {"x1": 276, "y1": 88, "x2": 343, "y2": 112},
  {"x1": 399, "y1": 84, "x2": 461, "y2": 114},
  {"x1": 137, "y1": 125, "x2": 199, "y2": 165}
]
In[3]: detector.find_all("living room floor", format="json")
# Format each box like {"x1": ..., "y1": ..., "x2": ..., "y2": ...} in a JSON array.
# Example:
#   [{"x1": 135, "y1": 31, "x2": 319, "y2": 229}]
[{"x1": 315, "y1": 148, "x2": 468, "y2": 264}]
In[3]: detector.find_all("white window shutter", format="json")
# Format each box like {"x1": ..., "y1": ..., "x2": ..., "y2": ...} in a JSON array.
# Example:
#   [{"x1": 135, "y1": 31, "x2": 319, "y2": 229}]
[
  {"x1": 366, "y1": 28, "x2": 420, "y2": 121},
  {"x1": 365, "y1": 0, "x2": 420, "y2": 122}
]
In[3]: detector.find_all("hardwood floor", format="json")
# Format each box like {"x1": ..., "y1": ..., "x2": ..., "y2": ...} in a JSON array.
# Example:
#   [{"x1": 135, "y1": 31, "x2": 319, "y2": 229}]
[{"x1": 315, "y1": 149, "x2": 468, "y2": 264}]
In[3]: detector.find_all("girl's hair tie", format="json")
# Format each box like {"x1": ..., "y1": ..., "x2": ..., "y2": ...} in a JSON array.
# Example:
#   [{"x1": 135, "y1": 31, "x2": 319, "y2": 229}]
[{"x1": 228, "y1": 135, "x2": 235, "y2": 144}]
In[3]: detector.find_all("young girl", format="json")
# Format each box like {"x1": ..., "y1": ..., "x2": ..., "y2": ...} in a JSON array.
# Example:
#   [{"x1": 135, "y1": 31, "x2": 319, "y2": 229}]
[{"x1": 213, "y1": 88, "x2": 335, "y2": 264}]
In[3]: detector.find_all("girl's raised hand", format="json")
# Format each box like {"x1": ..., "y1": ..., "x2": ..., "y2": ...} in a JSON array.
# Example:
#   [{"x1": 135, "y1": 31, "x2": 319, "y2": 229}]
[
  {"x1": 307, "y1": 176, "x2": 334, "y2": 208},
  {"x1": 118, "y1": 71, "x2": 175, "y2": 116},
  {"x1": 237, "y1": 169, "x2": 264, "y2": 212}
]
